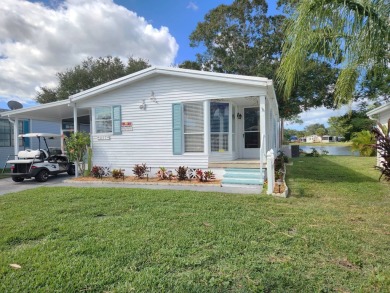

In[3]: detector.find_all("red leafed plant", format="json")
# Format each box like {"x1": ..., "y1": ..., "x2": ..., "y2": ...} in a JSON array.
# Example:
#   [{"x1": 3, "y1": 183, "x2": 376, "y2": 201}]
[{"x1": 372, "y1": 125, "x2": 390, "y2": 181}]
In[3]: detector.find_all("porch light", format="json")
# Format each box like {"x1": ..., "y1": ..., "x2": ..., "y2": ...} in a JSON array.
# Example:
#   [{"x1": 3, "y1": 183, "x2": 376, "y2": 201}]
[{"x1": 237, "y1": 113, "x2": 242, "y2": 119}]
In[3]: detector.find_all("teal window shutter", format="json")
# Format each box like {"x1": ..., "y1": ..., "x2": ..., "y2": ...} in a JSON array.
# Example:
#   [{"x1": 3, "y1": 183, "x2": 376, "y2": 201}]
[
  {"x1": 23, "y1": 120, "x2": 30, "y2": 148},
  {"x1": 112, "y1": 105, "x2": 122, "y2": 135},
  {"x1": 172, "y1": 103, "x2": 183, "y2": 155}
]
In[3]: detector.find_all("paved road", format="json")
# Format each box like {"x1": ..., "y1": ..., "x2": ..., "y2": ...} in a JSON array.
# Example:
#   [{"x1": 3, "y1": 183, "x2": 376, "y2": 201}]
[{"x1": 0, "y1": 175, "x2": 262, "y2": 196}]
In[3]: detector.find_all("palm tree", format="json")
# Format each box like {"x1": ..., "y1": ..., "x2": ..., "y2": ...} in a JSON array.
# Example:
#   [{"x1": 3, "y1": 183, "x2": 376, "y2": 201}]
[
  {"x1": 351, "y1": 130, "x2": 376, "y2": 156},
  {"x1": 277, "y1": 0, "x2": 389, "y2": 104}
]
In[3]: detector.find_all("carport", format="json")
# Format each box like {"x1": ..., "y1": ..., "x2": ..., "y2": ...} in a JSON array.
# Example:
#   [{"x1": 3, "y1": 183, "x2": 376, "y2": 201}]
[{"x1": 0, "y1": 100, "x2": 90, "y2": 156}]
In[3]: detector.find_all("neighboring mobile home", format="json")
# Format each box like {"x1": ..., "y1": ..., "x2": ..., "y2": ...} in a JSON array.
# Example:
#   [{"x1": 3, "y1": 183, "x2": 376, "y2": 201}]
[
  {"x1": 1, "y1": 67, "x2": 280, "y2": 186},
  {"x1": 306, "y1": 135, "x2": 322, "y2": 143},
  {"x1": 322, "y1": 135, "x2": 338, "y2": 143}
]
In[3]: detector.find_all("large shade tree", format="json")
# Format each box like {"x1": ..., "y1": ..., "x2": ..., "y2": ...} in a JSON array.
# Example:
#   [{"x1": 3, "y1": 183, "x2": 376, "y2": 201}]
[
  {"x1": 277, "y1": 0, "x2": 390, "y2": 104},
  {"x1": 328, "y1": 108, "x2": 375, "y2": 140},
  {"x1": 36, "y1": 56, "x2": 150, "y2": 103},
  {"x1": 185, "y1": 0, "x2": 339, "y2": 119}
]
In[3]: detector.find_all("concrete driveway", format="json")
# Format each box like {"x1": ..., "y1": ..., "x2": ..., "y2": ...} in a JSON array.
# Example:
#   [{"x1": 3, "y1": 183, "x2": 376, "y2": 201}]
[
  {"x1": 0, "y1": 174, "x2": 71, "y2": 196},
  {"x1": 0, "y1": 175, "x2": 261, "y2": 196}
]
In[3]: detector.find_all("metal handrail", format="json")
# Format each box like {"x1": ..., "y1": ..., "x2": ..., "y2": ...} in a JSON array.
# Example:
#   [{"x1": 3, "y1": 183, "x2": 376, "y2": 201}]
[{"x1": 2, "y1": 154, "x2": 18, "y2": 173}]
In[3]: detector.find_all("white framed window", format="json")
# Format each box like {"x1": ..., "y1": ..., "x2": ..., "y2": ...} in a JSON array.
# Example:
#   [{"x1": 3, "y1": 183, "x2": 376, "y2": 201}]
[
  {"x1": 95, "y1": 107, "x2": 112, "y2": 133},
  {"x1": 210, "y1": 102, "x2": 229, "y2": 152},
  {"x1": 94, "y1": 106, "x2": 121, "y2": 135},
  {"x1": 183, "y1": 102, "x2": 204, "y2": 152},
  {"x1": 0, "y1": 120, "x2": 25, "y2": 147}
]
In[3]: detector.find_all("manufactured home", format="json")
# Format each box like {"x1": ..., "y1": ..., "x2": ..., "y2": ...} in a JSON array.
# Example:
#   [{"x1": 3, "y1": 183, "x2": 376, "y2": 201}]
[
  {"x1": 306, "y1": 135, "x2": 322, "y2": 143},
  {"x1": 1, "y1": 67, "x2": 280, "y2": 186}
]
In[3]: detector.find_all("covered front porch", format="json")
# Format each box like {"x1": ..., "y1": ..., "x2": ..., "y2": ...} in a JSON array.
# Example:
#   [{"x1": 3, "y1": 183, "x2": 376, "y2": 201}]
[{"x1": 203, "y1": 94, "x2": 279, "y2": 167}]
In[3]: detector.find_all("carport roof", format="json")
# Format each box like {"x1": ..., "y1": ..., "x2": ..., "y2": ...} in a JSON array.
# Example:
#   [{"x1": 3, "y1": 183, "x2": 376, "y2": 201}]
[{"x1": 0, "y1": 100, "x2": 89, "y2": 121}]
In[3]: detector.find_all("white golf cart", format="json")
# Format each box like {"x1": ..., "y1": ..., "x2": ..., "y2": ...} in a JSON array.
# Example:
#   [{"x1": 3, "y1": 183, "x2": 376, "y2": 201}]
[{"x1": 2, "y1": 133, "x2": 75, "y2": 182}]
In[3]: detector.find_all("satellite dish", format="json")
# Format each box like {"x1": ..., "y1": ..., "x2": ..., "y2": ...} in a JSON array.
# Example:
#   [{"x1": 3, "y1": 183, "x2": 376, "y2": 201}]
[{"x1": 7, "y1": 100, "x2": 23, "y2": 110}]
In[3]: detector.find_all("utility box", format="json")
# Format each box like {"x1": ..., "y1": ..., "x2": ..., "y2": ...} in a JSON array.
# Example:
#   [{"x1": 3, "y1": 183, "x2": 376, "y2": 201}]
[{"x1": 291, "y1": 145, "x2": 300, "y2": 158}]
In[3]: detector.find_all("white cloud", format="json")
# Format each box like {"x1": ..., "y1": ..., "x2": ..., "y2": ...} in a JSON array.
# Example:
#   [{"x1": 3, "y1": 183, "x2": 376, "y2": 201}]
[
  {"x1": 187, "y1": 1, "x2": 199, "y2": 11},
  {"x1": 0, "y1": 0, "x2": 179, "y2": 104}
]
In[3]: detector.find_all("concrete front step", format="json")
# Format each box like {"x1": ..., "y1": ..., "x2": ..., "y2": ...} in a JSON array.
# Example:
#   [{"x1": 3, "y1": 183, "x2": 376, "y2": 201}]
[
  {"x1": 222, "y1": 178, "x2": 263, "y2": 185},
  {"x1": 223, "y1": 172, "x2": 261, "y2": 179},
  {"x1": 221, "y1": 168, "x2": 264, "y2": 187},
  {"x1": 210, "y1": 163, "x2": 262, "y2": 169}
]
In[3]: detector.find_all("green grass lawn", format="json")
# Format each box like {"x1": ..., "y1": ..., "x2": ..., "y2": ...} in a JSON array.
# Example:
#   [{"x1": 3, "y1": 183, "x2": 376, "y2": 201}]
[{"x1": 0, "y1": 157, "x2": 389, "y2": 292}]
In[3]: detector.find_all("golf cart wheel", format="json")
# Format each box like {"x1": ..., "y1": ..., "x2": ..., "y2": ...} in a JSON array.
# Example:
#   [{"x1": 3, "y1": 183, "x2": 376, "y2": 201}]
[
  {"x1": 36, "y1": 169, "x2": 49, "y2": 182},
  {"x1": 67, "y1": 165, "x2": 75, "y2": 176},
  {"x1": 12, "y1": 176, "x2": 24, "y2": 182}
]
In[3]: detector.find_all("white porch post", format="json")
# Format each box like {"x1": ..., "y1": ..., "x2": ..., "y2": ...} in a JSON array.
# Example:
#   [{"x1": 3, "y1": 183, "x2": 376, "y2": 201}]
[
  {"x1": 203, "y1": 100, "x2": 210, "y2": 155},
  {"x1": 73, "y1": 104, "x2": 78, "y2": 133},
  {"x1": 13, "y1": 118, "x2": 19, "y2": 156},
  {"x1": 73, "y1": 104, "x2": 78, "y2": 177}
]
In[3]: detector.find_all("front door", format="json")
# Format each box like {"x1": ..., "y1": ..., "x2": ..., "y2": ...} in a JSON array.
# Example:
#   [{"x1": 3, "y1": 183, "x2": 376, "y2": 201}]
[{"x1": 242, "y1": 107, "x2": 260, "y2": 159}]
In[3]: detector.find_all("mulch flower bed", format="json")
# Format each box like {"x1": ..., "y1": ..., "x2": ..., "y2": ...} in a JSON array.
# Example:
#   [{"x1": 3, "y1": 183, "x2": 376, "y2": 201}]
[{"x1": 72, "y1": 176, "x2": 221, "y2": 185}]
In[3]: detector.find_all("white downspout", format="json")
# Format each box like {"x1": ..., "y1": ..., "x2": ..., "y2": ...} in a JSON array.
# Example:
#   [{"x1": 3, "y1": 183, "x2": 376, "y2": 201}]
[
  {"x1": 8, "y1": 117, "x2": 19, "y2": 157},
  {"x1": 203, "y1": 100, "x2": 210, "y2": 156}
]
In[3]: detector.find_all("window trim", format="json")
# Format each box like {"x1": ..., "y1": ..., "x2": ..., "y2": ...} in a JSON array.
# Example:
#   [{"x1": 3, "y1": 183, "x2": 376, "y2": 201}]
[{"x1": 210, "y1": 102, "x2": 230, "y2": 153}]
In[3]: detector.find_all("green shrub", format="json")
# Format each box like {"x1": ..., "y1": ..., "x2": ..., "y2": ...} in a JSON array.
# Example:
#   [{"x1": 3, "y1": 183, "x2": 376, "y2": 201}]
[{"x1": 112, "y1": 169, "x2": 124, "y2": 179}]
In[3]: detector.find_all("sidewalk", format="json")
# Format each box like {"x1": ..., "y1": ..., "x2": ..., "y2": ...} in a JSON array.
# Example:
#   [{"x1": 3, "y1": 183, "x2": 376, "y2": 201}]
[{"x1": 0, "y1": 175, "x2": 262, "y2": 196}]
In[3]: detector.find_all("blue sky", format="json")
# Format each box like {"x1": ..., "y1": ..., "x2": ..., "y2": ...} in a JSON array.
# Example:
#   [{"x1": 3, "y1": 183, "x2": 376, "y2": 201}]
[
  {"x1": 112, "y1": 0, "x2": 279, "y2": 63},
  {"x1": 0, "y1": 0, "x2": 346, "y2": 129}
]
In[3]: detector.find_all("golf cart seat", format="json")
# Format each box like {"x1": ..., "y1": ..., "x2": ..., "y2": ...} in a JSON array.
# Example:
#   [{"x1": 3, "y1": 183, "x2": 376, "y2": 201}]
[
  {"x1": 18, "y1": 149, "x2": 41, "y2": 159},
  {"x1": 39, "y1": 150, "x2": 49, "y2": 160}
]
